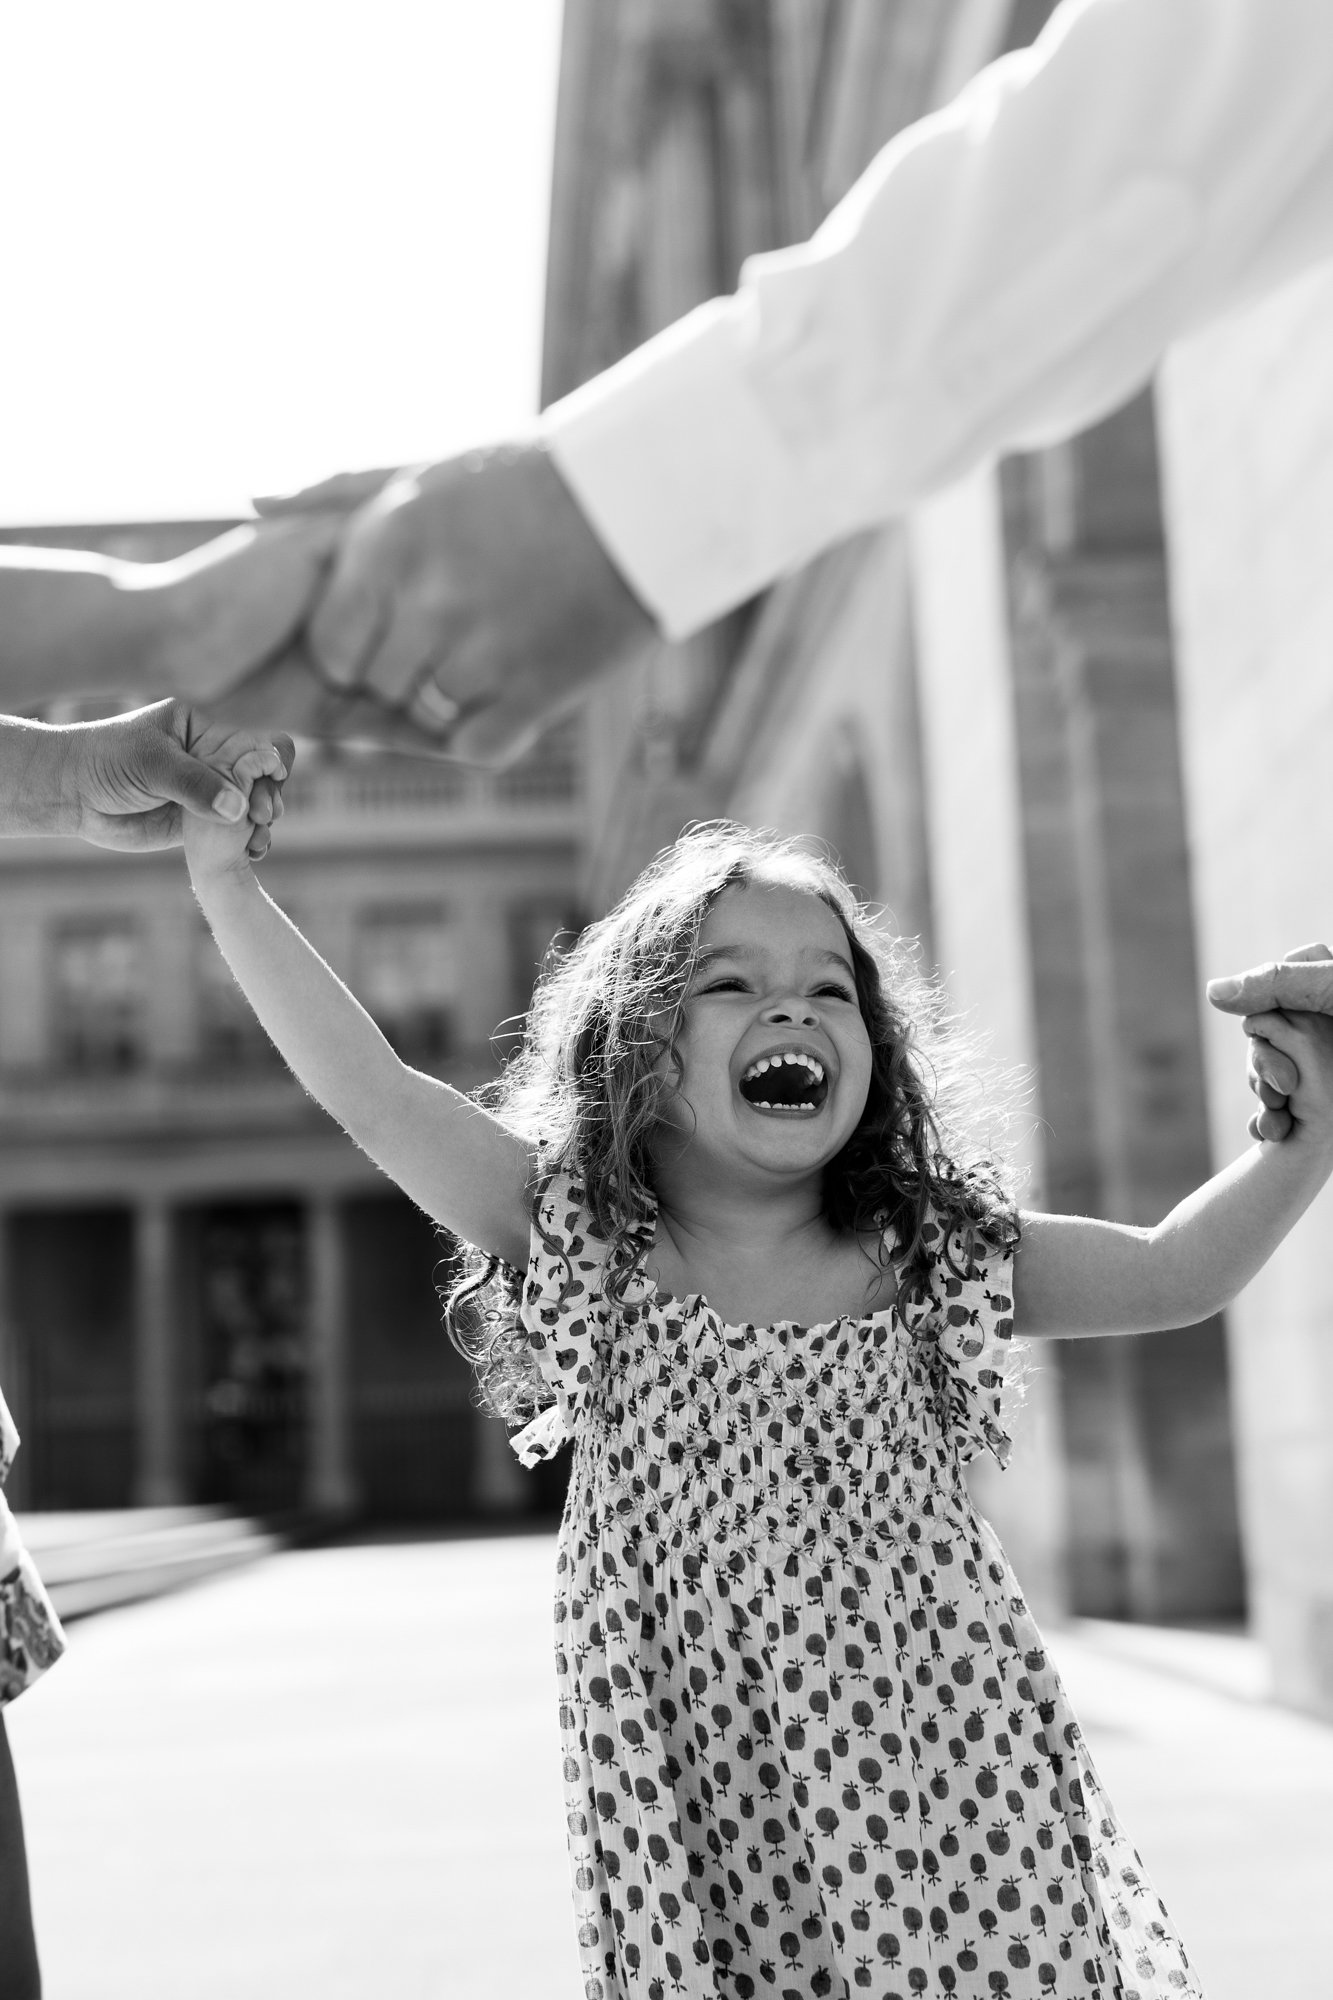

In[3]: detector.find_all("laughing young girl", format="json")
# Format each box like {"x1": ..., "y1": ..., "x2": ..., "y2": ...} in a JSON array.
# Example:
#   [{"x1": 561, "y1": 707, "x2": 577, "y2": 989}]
[{"x1": 185, "y1": 811, "x2": 1333, "y2": 2000}]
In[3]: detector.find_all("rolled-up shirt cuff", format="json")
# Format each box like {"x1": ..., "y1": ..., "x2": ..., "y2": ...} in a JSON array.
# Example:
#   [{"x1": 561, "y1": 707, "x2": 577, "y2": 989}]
[{"x1": 543, "y1": 297, "x2": 830, "y2": 642}]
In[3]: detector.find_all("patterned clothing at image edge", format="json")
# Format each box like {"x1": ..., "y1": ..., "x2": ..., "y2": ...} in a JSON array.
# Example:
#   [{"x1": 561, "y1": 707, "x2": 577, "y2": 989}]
[
  {"x1": 0, "y1": 1393, "x2": 66, "y2": 1705},
  {"x1": 508, "y1": 1173, "x2": 1204, "y2": 2000}
]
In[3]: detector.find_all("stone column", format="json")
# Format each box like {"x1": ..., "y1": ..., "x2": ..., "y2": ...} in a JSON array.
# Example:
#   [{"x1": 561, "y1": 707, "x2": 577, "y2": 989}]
[
  {"x1": 134, "y1": 1197, "x2": 183, "y2": 1506},
  {"x1": 910, "y1": 463, "x2": 1070, "y2": 1623},
  {"x1": 305, "y1": 1194, "x2": 358, "y2": 1516},
  {"x1": 1158, "y1": 268, "x2": 1333, "y2": 1716}
]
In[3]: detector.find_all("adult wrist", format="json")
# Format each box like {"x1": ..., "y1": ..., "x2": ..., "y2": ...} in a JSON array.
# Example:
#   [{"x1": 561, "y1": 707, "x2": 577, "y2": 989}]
[
  {"x1": 107, "y1": 565, "x2": 181, "y2": 696},
  {"x1": 0, "y1": 721, "x2": 80, "y2": 840}
]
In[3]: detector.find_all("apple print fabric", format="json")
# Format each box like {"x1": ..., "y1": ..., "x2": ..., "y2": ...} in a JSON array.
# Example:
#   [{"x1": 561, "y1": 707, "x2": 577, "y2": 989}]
[
  {"x1": 0, "y1": 1391, "x2": 66, "y2": 1704},
  {"x1": 519, "y1": 1173, "x2": 1202, "y2": 2000}
]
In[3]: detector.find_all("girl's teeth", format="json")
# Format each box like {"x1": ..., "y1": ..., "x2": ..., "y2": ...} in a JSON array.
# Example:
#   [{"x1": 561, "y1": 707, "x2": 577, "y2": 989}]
[{"x1": 742, "y1": 1052, "x2": 826, "y2": 1083}]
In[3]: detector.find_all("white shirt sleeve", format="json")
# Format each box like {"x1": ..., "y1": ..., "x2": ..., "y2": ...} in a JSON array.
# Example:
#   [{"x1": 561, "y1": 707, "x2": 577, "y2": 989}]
[{"x1": 543, "y1": 0, "x2": 1333, "y2": 640}]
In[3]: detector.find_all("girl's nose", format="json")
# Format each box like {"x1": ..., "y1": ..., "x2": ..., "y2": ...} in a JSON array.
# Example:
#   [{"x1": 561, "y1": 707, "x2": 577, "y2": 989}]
[{"x1": 762, "y1": 995, "x2": 819, "y2": 1027}]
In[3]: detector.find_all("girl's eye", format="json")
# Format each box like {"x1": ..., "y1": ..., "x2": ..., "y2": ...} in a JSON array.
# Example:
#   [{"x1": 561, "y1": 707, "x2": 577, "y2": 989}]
[
  {"x1": 816, "y1": 983, "x2": 855, "y2": 1001},
  {"x1": 699, "y1": 977, "x2": 747, "y2": 993}
]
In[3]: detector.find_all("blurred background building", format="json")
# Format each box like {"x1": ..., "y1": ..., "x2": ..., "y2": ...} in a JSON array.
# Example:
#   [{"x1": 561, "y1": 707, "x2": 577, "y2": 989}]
[
  {"x1": 542, "y1": 0, "x2": 1333, "y2": 1721},
  {"x1": 542, "y1": 0, "x2": 1242, "y2": 1630},
  {"x1": 0, "y1": 519, "x2": 580, "y2": 1530},
  {"x1": 3, "y1": 0, "x2": 1331, "y2": 1725}
]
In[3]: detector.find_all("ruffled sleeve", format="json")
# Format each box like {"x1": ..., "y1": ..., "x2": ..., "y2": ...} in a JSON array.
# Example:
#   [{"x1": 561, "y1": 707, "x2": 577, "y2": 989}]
[
  {"x1": 0, "y1": 1393, "x2": 66, "y2": 1704},
  {"x1": 510, "y1": 1171, "x2": 621, "y2": 1467},
  {"x1": 913, "y1": 1210, "x2": 1019, "y2": 1469}
]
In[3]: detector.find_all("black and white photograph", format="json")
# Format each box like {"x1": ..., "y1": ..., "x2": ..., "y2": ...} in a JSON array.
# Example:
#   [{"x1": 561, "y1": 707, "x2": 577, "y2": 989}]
[{"x1": 0, "y1": 2, "x2": 1331, "y2": 1995}]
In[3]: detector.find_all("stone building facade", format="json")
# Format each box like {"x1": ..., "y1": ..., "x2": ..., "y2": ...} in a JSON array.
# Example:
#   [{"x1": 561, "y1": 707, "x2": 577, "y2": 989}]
[
  {"x1": 1157, "y1": 268, "x2": 1333, "y2": 1713},
  {"x1": 0, "y1": 521, "x2": 581, "y2": 1527},
  {"x1": 543, "y1": 0, "x2": 1250, "y2": 1631}
]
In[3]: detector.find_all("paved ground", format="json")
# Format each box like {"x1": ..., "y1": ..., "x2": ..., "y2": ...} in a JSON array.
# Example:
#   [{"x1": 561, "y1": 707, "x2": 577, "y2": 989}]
[{"x1": 7, "y1": 1531, "x2": 1330, "y2": 1998}]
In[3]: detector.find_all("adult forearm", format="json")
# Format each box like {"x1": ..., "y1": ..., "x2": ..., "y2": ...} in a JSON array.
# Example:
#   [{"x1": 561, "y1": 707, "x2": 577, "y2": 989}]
[
  {"x1": 0, "y1": 550, "x2": 176, "y2": 707},
  {"x1": 0, "y1": 717, "x2": 81, "y2": 837},
  {"x1": 547, "y1": 0, "x2": 1333, "y2": 637}
]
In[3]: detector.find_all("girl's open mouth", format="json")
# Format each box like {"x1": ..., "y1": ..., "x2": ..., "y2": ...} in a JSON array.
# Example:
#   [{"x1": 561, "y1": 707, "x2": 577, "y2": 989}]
[{"x1": 737, "y1": 1051, "x2": 829, "y2": 1116}]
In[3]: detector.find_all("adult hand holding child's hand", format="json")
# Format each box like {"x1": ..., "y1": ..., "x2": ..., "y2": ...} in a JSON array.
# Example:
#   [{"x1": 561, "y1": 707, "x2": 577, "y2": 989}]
[
  {"x1": 1239, "y1": 1003, "x2": 1333, "y2": 1150},
  {"x1": 252, "y1": 443, "x2": 655, "y2": 762},
  {"x1": 44, "y1": 699, "x2": 292, "y2": 859},
  {"x1": 1209, "y1": 944, "x2": 1333, "y2": 1142}
]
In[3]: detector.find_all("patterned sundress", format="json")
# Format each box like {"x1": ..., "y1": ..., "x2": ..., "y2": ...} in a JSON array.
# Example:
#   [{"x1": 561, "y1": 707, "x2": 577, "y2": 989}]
[
  {"x1": 511, "y1": 1173, "x2": 1203, "y2": 2000},
  {"x1": 0, "y1": 1392, "x2": 65, "y2": 1706}
]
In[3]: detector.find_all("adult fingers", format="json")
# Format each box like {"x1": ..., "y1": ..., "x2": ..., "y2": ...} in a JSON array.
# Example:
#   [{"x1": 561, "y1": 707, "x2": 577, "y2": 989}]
[
  {"x1": 143, "y1": 710, "x2": 295, "y2": 826},
  {"x1": 139, "y1": 731, "x2": 249, "y2": 824},
  {"x1": 304, "y1": 482, "x2": 420, "y2": 688},
  {"x1": 359, "y1": 596, "x2": 458, "y2": 709},
  {"x1": 1208, "y1": 943, "x2": 1333, "y2": 1015},
  {"x1": 252, "y1": 468, "x2": 400, "y2": 517}
]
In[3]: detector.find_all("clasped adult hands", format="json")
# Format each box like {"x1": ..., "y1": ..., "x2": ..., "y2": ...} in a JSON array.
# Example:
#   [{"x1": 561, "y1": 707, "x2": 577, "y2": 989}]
[{"x1": 251, "y1": 441, "x2": 655, "y2": 763}]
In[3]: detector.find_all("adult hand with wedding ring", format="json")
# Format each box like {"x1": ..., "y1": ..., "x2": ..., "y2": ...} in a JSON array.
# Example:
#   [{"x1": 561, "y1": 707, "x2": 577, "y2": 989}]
[{"x1": 251, "y1": 442, "x2": 656, "y2": 764}]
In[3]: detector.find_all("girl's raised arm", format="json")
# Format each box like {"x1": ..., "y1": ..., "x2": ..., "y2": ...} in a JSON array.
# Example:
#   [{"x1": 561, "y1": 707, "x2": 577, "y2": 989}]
[
  {"x1": 1014, "y1": 1010, "x2": 1333, "y2": 1338},
  {"x1": 183, "y1": 792, "x2": 533, "y2": 1268}
]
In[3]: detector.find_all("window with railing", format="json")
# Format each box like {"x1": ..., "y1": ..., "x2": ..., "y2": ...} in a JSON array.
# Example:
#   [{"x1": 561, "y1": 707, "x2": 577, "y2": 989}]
[
  {"x1": 281, "y1": 715, "x2": 583, "y2": 819},
  {"x1": 50, "y1": 918, "x2": 143, "y2": 1072},
  {"x1": 355, "y1": 906, "x2": 457, "y2": 1064}
]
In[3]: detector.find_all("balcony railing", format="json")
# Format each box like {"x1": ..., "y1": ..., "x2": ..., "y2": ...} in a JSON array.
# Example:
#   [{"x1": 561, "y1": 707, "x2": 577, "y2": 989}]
[{"x1": 283, "y1": 722, "x2": 583, "y2": 821}]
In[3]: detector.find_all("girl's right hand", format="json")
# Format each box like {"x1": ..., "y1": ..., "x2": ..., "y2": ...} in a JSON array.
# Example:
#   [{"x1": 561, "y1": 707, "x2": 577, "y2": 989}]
[{"x1": 1248, "y1": 1029, "x2": 1298, "y2": 1141}]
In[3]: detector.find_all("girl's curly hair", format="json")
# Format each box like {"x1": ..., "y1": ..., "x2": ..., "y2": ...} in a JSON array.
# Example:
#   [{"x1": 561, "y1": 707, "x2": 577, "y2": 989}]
[{"x1": 443, "y1": 822, "x2": 1020, "y2": 1424}]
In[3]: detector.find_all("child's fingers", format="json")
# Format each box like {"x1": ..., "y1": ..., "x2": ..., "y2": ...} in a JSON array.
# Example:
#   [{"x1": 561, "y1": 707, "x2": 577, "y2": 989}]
[
  {"x1": 1241, "y1": 1010, "x2": 1311, "y2": 1068},
  {"x1": 247, "y1": 775, "x2": 284, "y2": 828},
  {"x1": 1248, "y1": 1035, "x2": 1299, "y2": 1100},
  {"x1": 1250, "y1": 1102, "x2": 1294, "y2": 1143},
  {"x1": 229, "y1": 732, "x2": 295, "y2": 834},
  {"x1": 229, "y1": 744, "x2": 287, "y2": 791},
  {"x1": 1241, "y1": 1009, "x2": 1286, "y2": 1039}
]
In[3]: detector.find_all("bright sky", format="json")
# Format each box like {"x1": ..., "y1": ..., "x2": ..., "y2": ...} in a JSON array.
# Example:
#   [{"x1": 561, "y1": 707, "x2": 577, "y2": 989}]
[{"x1": 0, "y1": 1, "x2": 564, "y2": 523}]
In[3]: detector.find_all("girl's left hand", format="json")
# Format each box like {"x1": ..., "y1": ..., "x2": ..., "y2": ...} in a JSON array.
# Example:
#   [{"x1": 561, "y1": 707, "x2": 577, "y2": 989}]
[{"x1": 1244, "y1": 1010, "x2": 1333, "y2": 1147}]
